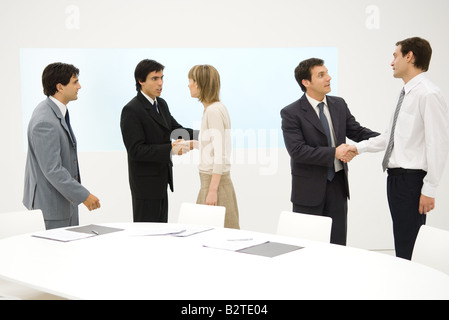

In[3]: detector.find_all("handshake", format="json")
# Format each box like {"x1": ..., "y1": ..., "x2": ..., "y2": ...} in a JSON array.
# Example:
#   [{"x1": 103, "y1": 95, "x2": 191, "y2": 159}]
[
  {"x1": 335, "y1": 144, "x2": 358, "y2": 163},
  {"x1": 171, "y1": 139, "x2": 199, "y2": 155}
]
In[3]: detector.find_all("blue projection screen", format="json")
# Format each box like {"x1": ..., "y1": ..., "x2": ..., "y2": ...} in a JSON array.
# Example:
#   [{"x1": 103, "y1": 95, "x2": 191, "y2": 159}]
[{"x1": 20, "y1": 48, "x2": 338, "y2": 151}]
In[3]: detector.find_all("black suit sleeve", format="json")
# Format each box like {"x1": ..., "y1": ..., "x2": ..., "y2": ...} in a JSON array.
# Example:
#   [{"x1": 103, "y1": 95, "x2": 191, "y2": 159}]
[
  {"x1": 344, "y1": 106, "x2": 380, "y2": 142},
  {"x1": 120, "y1": 105, "x2": 172, "y2": 163},
  {"x1": 169, "y1": 114, "x2": 197, "y2": 141},
  {"x1": 281, "y1": 107, "x2": 335, "y2": 167},
  {"x1": 157, "y1": 98, "x2": 198, "y2": 141}
]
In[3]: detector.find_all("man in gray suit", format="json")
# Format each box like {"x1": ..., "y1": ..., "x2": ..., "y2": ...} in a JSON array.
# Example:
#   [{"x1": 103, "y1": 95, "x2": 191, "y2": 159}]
[{"x1": 23, "y1": 63, "x2": 100, "y2": 230}]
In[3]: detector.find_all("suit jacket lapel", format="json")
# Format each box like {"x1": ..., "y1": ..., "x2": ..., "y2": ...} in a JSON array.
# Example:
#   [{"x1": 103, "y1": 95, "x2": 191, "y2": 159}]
[
  {"x1": 299, "y1": 95, "x2": 326, "y2": 136},
  {"x1": 46, "y1": 98, "x2": 76, "y2": 146},
  {"x1": 327, "y1": 97, "x2": 341, "y2": 142},
  {"x1": 137, "y1": 92, "x2": 169, "y2": 129},
  {"x1": 156, "y1": 99, "x2": 169, "y2": 129}
]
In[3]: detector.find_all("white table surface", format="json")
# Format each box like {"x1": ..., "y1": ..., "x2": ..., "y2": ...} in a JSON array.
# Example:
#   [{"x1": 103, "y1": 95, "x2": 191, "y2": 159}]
[{"x1": 0, "y1": 222, "x2": 448, "y2": 300}]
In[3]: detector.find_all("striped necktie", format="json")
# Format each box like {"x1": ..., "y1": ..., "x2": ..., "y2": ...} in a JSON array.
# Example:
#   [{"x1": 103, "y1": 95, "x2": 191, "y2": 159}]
[{"x1": 382, "y1": 88, "x2": 405, "y2": 172}]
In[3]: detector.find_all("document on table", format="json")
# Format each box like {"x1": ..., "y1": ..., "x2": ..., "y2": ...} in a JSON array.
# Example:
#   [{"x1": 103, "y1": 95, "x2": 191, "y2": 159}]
[
  {"x1": 203, "y1": 235, "x2": 304, "y2": 257},
  {"x1": 126, "y1": 225, "x2": 187, "y2": 236},
  {"x1": 32, "y1": 228, "x2": 96, "y2": 242},
  {"x1": 237, "y1": 242, "x2": 304, "y2": 257},
  {"x1": 32, "y1": 224, "x2": 124, "y2": 242},
  {"x1": 203, "y1": 238, "x2": 268, "y2": 251},
  {"x1": 173, "y1": 226, "x2": 213, "y2": 237},
  {"x1": 68, "y1": 224, "x2": 124, "y2": 235}
]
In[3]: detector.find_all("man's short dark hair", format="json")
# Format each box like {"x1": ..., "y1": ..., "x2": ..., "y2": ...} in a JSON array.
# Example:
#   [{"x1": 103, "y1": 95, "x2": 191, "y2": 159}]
[
  {"x1": 294, "y1": 58, "x2": 324, "y2": 92},
  {"x1": 396, "y1": 37, "x2": 432, "y2": 72},
  {"x1": 134, "y1": 59, "x2": 165, "y2": 91},
  {"x1": 42, "y1": 63, "x2": 79, "y2": 97}
]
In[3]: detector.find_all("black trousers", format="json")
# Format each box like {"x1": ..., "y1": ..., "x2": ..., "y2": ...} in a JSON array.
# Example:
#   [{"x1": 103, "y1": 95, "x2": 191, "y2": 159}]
[
  {"x1": 293, "y1": 170, "x2": 348, "y2": 246},
  {"x1": 132, "y1": 196, "x2": 168, "y2": 223},
  {"x1": 387, "y1": 169, "x2": 427, "y2": 260}
]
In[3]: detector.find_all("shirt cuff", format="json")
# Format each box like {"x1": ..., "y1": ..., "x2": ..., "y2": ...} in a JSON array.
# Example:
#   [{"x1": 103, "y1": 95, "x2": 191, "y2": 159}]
[
  {"x1": 421, "y1": 182, "x2": 436, "y2": 199},
  {"x1": 354, "y1": 141, "x2": 367, "y2": 154}
]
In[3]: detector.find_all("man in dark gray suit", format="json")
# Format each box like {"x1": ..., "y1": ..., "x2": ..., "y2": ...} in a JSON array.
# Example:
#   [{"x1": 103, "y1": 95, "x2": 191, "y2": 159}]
[
  {"x1": 281, "y1": 58, "x2": 379, "y2": 245},
  {"x1": 23, "y1": 63, "x2": 100, "y2": 230}
]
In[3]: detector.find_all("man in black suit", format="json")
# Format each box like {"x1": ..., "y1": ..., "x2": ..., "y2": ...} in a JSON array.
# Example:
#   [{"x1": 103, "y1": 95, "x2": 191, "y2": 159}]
[
  {"x1": 120, "y1": 59, "x2": 195, "y2": 222},
  {"x1": 280, "y1": 58, "x2": 379, "y2": 245}
]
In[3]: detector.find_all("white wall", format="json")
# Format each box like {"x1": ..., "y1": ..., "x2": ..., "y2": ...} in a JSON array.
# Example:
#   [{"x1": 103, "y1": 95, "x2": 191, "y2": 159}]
[{"x1": 1, "y1": 0, "x2": 449, "y2": 250}]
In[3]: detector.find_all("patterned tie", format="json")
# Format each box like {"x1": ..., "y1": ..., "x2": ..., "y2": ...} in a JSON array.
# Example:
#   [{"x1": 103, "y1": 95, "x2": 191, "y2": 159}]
[
  {"x1": 318, "y1": 102, "x2": 335, "y2": 181},
  {"x1": 382, "y1": 88, "x2": 406, "y2": 172}
]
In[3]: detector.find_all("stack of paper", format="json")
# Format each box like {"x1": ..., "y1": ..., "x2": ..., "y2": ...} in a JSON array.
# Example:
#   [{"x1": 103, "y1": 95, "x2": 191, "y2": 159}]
[
  {"x1": 32, "y1": 224, "x2": 124, "y2": 242},
  {"x1": 173, "y1": 226, "x2": 213, "y2": 237},
  {"x1": 126, "y1": 225, "x2": 186, "y2": 236},
  {"x1": 32, "y1": 229, "x2": 96, "y2": 242}
]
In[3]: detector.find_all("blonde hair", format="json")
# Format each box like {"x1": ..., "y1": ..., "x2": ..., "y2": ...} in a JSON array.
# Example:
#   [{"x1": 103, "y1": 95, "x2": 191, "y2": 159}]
[{"x1": 188, "y1": 65, "x2": 221, "y2": 104}]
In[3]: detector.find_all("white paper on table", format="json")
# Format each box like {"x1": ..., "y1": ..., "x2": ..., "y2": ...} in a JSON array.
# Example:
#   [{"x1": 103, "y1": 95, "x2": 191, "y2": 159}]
[
  {"x1": 173, "y1": 226, "x2": 213, "y2": 237},
  {"x1": 202, "y1": 238, "x2": 268, "y2": 251},
  {"x1": 126, "y1": 225, "x2": 186, "y2": 236},
  {"x1": 32, "y1": 229, "x2": 96, "y2": 242}
]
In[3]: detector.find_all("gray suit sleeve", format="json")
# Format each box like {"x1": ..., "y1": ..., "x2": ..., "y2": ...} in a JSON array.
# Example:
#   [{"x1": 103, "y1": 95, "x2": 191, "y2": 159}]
[{"x1": 30, "y1": 121, "x2": 90, "y2": 205}]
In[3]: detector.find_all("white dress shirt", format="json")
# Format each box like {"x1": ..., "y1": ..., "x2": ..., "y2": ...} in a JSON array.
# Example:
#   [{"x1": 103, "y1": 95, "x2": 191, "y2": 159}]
[
  {"x1": 306, "y1": 94, "x2": 344, "y2": 173},
  {"x1": 355, "y1": 73, "x2": 449, "y2": 198},
  {"x1": 49, "y1": 96, "x2": 67, "y2": 117},
  {"x1": 141, "y1": 90, "x2": 158, "y2": 112}
]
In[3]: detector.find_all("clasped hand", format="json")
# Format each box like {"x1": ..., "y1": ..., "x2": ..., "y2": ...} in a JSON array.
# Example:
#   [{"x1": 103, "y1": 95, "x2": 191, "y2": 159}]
[
  {"x1": 335, "y1": 144, "x2": 358, "y2": 163},
  {"x1": 171, "y1": 139, "x2": 198, "y2": 155},
  {"x1": 333, "y1": 144, "x2": 438, "y2": 215}
]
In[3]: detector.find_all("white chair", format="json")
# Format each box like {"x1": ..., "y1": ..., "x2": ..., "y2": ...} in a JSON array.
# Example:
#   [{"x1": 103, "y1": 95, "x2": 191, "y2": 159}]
[
  {"x1": 0, "y1": 209, "x2": 45, "y2": 239},
  {"x1": 412, "y1": 225, "x2": 449, "y2": 275},
  {"x1": 0, "y1": 209, "x2": 64, "y2": 299},
  {"x1": 276, "y1": 211, "x2": 332, "y2": 243},
  {"x1": 177, "y1": 203, "x2": 225, "y2": 228}
]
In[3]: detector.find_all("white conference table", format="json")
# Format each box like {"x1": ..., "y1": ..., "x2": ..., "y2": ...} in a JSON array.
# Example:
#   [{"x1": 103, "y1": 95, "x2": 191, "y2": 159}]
[{"x1": 0, "y1": 222, "x2": 448, "y2": 300}]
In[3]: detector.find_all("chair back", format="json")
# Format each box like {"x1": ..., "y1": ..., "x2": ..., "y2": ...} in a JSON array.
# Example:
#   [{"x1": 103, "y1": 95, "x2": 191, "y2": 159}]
[
  {"x1": 0, "y1": 210, "x2": 45, "y2": 239},
  {"x1": 178, "y1": 203, "x2": 225, "y2": 228},
  {"x1": 412, "y1": 225, "x2": 449, "y2": 275},
  {"x1": 276, "y1": 211, "x2": 332, "y2": 243}
]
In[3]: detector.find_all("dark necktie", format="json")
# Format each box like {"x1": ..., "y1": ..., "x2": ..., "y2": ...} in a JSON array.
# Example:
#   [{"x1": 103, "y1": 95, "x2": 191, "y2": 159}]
[
  {"x1": 65, "y1": 109, "x2": 75, "y2": 142},
  {"x1": 382, "y1": 88, "x2": 405, "y2": 172},
  {"x1": 318, "y1": 102, "x2": 335, "y2": 181},
  {"x1": 153, "y1": 100, "x2": 159, "y2": 113},
  {"x1": 65, "y1": 109, "x2": 81, "y2": 182}
]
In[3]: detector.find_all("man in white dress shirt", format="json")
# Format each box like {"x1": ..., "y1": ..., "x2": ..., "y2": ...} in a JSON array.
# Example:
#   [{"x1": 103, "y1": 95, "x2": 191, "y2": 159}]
[
  {"x1": 350, "y1": 37, "x2": 449, "y2": 260},
  {"x1": 23, "y1": 63, "x2": 101, "y2": 229}
]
